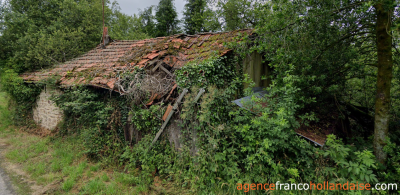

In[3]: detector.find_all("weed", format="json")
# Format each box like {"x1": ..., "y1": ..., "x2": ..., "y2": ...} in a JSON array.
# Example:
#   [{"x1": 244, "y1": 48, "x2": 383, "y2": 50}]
[
  {"x1": 76, "y1": 161, "x2": 88, "y2": 177},
  {"x1": 5, "y1": 149, "x2": 29, "y2": 163},
  {"x1": 101, "y1": 173, "x2": 110, "y2": 182},
  {"x1": 26, "y1": 161, "x2": 46, "y2": 178},
  {"x1": 82, "y1": 177, "x2": 106, "y2": 194},
  {"x1": 114, "y1": 172, "x2": 139, "y2": 187},
  {"x1": 0, "y1": 92, "x2": 11, "y2": 131},
  {"x1": 62, "y1": 166, "x2": 74, "y2": 177},
  {"x1": 86, "y1": 169, "x2": 93, "y2": 178},
  {"x1": 104, "y1": 182, "x2": 119, "y2": 195},
  {"x1": 89, "y1": 163, "x2": 100, "y2": 172},
  {"x1": 61, "y1": 178, "x2": 75, "y2": 192},
  {"x1": 50, "y1": 158, "x2": 63, "y2": 172}
]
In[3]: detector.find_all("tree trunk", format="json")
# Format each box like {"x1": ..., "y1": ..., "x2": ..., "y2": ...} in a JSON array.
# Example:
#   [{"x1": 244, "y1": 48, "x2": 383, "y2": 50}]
[{"x1": 374, "y1": 2, "x2": 393, "y2": 165}]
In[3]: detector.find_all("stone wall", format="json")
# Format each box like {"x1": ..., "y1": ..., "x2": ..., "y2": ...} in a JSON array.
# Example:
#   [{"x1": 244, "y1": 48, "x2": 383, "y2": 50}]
[{"x1": 33, "y1": 87, "x2": 63, "y2": 130}]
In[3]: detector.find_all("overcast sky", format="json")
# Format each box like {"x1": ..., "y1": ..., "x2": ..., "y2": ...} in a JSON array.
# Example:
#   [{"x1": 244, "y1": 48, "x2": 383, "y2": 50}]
[{"x1": 115, "y1": 0, "x2": 186, "y2": 19}]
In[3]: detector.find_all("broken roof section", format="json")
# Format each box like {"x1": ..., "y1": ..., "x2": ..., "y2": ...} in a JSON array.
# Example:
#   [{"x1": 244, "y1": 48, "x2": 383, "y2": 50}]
[
  {"x1": 21, "y1": 29, "x2": 253, "y2": 91},
  {"x1": 232, "y1": 88, "x2": 335, "y2": 147}
]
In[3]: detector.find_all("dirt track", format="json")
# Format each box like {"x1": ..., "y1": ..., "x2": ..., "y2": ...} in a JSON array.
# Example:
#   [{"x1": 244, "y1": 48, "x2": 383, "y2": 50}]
[{"x1": 0, "y1": 142, "x2": 15, "y2": 195}]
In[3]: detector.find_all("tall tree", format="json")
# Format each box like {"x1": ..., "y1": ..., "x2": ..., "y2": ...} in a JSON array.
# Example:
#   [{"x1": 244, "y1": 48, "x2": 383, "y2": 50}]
[
  {"x1": 108, "y1": 2, "x2": 149, "y2": 40},
  {"x1": 0, "y1": 0, "x2": 146, "y2": 72},
  {"x1": 374, "y1": 1, "x2": 394, "y2": 164},
  {"x1": 155, "y1": 0, "x2": 179, "y2": 37},
  {"x1": 0, "y1": 0, "x2": 108, "y2": 72},
  {"x1": 139, "y1": 6, "x2": 156, "y2": 37},
  {"x1": 245, "y1": 0, "x2": 397, "y2": 164},
  {"x1": 0, "y1": 0, "x2": 9, "y2": 67},
  {"x1": 216, "y1": 0, "x2": 260, "y2": 31},
  {"x1": 183, "y1": 0, "x2": 221, "y2": 34},
  {"x1": 183, "y1": 0, "x2": 207, "y2": 34}
]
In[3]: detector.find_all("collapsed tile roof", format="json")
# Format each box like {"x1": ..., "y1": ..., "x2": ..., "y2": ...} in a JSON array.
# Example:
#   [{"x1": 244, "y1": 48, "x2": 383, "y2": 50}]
[
  {"x1": 233, "y1": 88, "x2": 337, "y2": 147},
  {"x1": 21, "y1": 29, "x2": 253, "y2": 91}
]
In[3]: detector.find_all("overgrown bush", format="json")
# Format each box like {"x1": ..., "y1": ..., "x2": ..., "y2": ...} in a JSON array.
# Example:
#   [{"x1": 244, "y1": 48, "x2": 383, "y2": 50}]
[
  {"x1": 51, "y1": 86, "x2": 129, "y2": 161},
  {"x1": 118, "y1": 55, "x2": 400, "y2": 194},
  {"x1": 130, "y1": 104, "x2": 164, "y2": 135},
  {"x1": 51, "y1": 87, "x2": 111, "y2": 131},
  {"x1": 319, "y1": 135, "x2": 378, "y2": 184},
  {"x1": 0, "y1": 69, "x2": 41, "y2": 125}
]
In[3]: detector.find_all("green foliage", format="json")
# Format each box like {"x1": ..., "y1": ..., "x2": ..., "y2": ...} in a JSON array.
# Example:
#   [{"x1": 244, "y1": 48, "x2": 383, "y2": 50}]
[
  {"x1": 183, "y1": 0, "x2": 206, "y2": 34},
  {"x1": 382, "y1": 139, "x2": 400, "y2": 183},
  {"x1": 155, "y1": 0, "x2": 180, "y2": 37},
  {"x1": 120, "y1": 134, "x2": 171, "y2": 186},
  {"x1": 130, "y1": 104, "x2": 164, "y2": 134},
  {"x1": 51, "y1": 87, "x2": 111, "y2": 130},
  {"x1": 0, "y1": 69, "x2": 41, "y2": 125},
  {"x1": 108, "y1": 2, "x2": 149, "y2": 40},
  {"x1": 0, "y1": 91, "x2": 11, "y2": 131},
  {"x1": 119, "y1": 57, "x2": 313, "y2": 192},
  {"x1": 0, "y1": 0, "x2": 108, "y2": 72},
  {"x1": 390, "y1": 64, "x2": 400, "y2": 130},
  {"x1": 175, "y1": 56, "x2": 239, "y2": 89},
  {"x1": 51, "y1": 86, "x2": 128, "y2": 161},
  {"x1": 0, "y1": 0, "x2": 149, "y2": 73},
  {"x1": 216, "y1": 0, "x2": 260, "y2": 31},
  {"x1": 183, "y1": 0, "x2": 220, "y2": 34},
  {"x1": 321, "y1": 135, "x2": 378, "y2": 184},
  {"x1": 139, "y1": 6, "x2": 156, "y2": 38}
]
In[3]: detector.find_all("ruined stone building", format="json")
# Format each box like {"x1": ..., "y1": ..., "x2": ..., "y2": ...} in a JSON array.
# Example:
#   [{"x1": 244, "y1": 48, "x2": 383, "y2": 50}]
[{"x1": 21, "y1": 29, "x2": 332, "y2": 147}]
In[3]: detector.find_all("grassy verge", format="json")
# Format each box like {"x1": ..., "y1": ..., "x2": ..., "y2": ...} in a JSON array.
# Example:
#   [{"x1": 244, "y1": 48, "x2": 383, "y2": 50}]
[{"x1": 0, "y1": 91, "x2": 189, "y2": 194}]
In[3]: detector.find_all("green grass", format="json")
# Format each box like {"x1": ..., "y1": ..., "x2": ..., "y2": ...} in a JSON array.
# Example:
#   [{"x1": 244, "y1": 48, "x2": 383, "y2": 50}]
[
  {"x1": 0, "y1": 91, "x2": 11, "y2": 131},
  {"x1": 101, "y1": 173, "x2": 110, "y2": 182},
  {"x1": 5, "y1": 137, "x2": 48, "y2": 163},
  {"x1": 114, "y1": 172, "x2": 140, "y2": 187},
  {"x1": 26, "y1": 161, "x2": 47, "y2": 178},
  {"x1": 89, "y1": 163, "x2": 101, "y2": 172},
  {"x1": 103, "y1": 182, "x2": 120, "y2": 195},
  {"x1": 81, "y1": 177, "x2": 106, "y2": 194},
  {"x1": 61, "y1": 178, "x2": 75, "y2": 192}
]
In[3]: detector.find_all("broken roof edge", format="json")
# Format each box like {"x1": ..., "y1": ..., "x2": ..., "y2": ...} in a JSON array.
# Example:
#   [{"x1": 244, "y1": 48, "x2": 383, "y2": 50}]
[
  {"x1": 232, "y1": 88, "x2": 331, "y2": 147},
  {"x1": 296, "y1": 133, "x2": 325, "y2": 147}
]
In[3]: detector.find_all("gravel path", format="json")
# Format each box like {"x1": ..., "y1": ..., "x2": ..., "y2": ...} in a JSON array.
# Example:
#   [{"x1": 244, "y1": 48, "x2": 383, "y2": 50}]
[
  {"x1": 0, "y1": 166, "x2": 14, "y2": 195},
  {"x1": 0, "y1": 142, "x2": 15, "y2": 195}
]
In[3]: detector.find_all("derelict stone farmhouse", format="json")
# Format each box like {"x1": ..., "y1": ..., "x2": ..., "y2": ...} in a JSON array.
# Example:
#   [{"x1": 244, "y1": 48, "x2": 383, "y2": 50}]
[{"x1": 21, "y1": 29, "x2": 332, "y2": 147}]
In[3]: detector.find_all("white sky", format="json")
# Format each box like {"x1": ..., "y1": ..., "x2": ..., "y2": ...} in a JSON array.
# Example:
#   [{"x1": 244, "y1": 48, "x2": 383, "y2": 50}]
[{"x1": 115, "y1": 0, "x2": 186, "y2": 19}]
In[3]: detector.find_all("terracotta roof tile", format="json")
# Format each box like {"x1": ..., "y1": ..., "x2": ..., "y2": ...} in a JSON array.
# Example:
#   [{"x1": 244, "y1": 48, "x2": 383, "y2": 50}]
[
  {"x1": 138, "y1": 59, "x2": 149, "y2": 65},
  {"x1": 146, "y1": 53, "x2": 159, "y2": 60},
  {"x1": 21, "y1": 29, "x2": 254, "y2": 92},
  {"x1": 162, "y1": 105, "x2": 173, "y2": 121}
]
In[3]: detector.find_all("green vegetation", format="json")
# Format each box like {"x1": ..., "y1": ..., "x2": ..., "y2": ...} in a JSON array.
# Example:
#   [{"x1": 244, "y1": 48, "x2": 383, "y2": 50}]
[
  {"x1": 0, "y1": 0, "x2": 400, "y2": 194},
  {"x1": 183, "y1": 0, "x2": 220, "y2": 34},
  {"x1": 0, "y1": 0, "x2": 149, "y2": 73},
  {"x1": 0, "y1": 91, "x2": 189, "y2": 194},
  {"x1": 155, "y1": 0, "x2": 180, "y2": 36},
  {"x1": 0, "y1": 91, "x2": 11, "y2": 131}
]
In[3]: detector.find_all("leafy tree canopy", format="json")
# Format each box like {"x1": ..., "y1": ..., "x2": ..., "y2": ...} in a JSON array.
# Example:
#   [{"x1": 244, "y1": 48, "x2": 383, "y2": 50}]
[
  {"x1": 155, "y1": 0, "x2": 180, "y2": 37},
  {"x1": 139, "y1": 6, "x2": 156, "y2": 37},
  {"x1": 108, "y1": 2, "x2": 149, "y2": 40},
  {"x1": 237, "y1": 0, "x2": 399, "y2": 163},
  {"x1": 0, "y1": 0, "x2": 149, "y2": 73},
  {"x1": 213, "y1": 0, "x2": 261, "y2": 31}
]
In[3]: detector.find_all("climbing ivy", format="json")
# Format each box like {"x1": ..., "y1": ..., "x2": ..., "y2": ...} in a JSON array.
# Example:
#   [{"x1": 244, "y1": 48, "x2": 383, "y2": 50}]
[
  {"x1": 0, "y1": 69, "x2": 41, "y2": 125},
  {"x1": 175, "y1": 55, "x2": 241, "y2": 89},
  {"x1": 130, "y1": 104, "x2": 165, "y2": 135}
]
